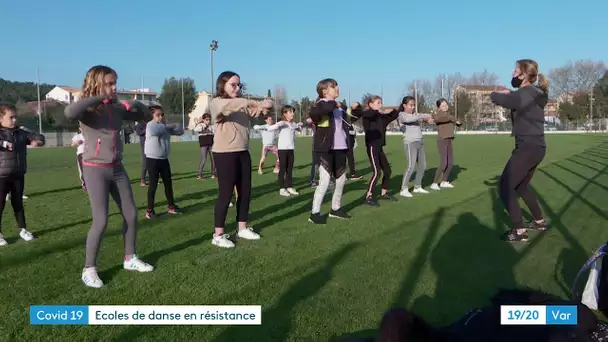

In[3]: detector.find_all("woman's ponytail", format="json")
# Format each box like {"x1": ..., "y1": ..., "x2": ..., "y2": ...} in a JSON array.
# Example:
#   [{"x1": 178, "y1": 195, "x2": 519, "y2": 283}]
[{"x1": 537, "y1": 73, "x2": 549, "y2": 94}]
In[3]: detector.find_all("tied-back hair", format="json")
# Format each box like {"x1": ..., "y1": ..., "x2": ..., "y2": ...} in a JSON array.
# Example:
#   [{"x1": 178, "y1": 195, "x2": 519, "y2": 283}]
[
  {"x1": 398, "y1": 96, "x2": 416, "y2": 112},
  {"x1": 0, "y1": 103, "x2": 17, "y2": 117},
  {"x1": 436, "y1": 98, "x2": 448, "y2": 109},
  {"x1": 517, "y1": 59, "x2": 549, "y2": 94},
  {"x1": 215, "y1": 71, "x2": 240, "y2": 98},
  {"x1": 315, "y1": 78, "x2": 338, "y2": 103}
]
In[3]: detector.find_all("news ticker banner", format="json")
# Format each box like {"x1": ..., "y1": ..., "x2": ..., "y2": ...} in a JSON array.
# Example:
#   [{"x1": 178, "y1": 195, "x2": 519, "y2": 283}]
[
  {"x1": 500, "y1": 305, "x2": 577, "y2": 325},
  {"x1": 30, "y1": 305, "x2": 261, "y2": 325}
]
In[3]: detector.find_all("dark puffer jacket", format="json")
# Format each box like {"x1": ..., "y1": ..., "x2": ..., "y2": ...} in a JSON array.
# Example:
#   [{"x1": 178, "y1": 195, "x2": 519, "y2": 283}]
[{"x1": 0, "y1": 127, "x2": 45, "y2": 178}]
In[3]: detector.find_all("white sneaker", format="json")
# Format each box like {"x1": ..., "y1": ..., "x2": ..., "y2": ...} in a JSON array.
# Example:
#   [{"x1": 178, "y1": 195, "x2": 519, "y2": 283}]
[
  {"x1": 279, "y1": 188, "x2": 290, "y2": 197},
  {"x1": 82, "y1": 267, "x2": 104, "y2": 288},
  {"x1": 287, "y1": 187, "x2": 299, "y2": 195},
  {"x1": 0, "y1": 234, "x2": 7, "y2": 246},
  {"x1": 123, "y1": 255, "x2": 154, "y2": 272},
  {"x1": 273, "y1": 168, "x2": 280, "y2": 174},
  {"x1": 237, "y1": 227, "x2": 260, "y2": 240},
  {"x1": 440, "y1": 181, "x2": 454, "y2": 188},
  {"x1": 413, "y1": 187, "x2": 429, "y2": 194},
  {"x1": 19, "y1": 228, "x2": 34, "y2": 241},
  {"x1": 430, "y1": 183, "x2": 441, "y2": 190},
  {"x1": 229, "y1": 202, "x2": 233, "y2": 207},
  {"x1": 5, "y1": 194, "x2": 8, "y2": 201},
  {"x1": 212, "y1": 234, "x2": 235, "y2": 248},
  {"x1": 399, "y1": 189, "x2": 413, "y2": 198},
  {"x1": 22, "y1": 195, "x2": 28, "y2": 199},
  {"x1": 258, "y1": 170, "x2": 263, "y2": 175}
]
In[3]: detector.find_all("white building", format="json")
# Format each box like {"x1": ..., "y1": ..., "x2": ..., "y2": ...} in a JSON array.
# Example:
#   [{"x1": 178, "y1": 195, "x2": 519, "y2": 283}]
[
  {"x1": 45, "y1": 86, "x2": 81, "y2": 104},
  {"x1": 187, "y1": 91, "x2": 211, "y2": 130}
]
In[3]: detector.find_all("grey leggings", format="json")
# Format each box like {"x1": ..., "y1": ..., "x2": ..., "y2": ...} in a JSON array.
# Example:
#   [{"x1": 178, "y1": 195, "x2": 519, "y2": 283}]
[
  {"x1": 82, "y1": 164, "x2": 138, "y2": 268},
  {"x1": 198, "y1": 145, "x2": 214, "y2": 176},
  {"x1": 401, "y1": 140, "x2": 426, "y2": 190}
]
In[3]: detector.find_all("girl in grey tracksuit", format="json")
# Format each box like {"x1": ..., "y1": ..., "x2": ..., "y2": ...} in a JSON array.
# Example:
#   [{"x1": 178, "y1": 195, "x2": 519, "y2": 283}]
[
  {"x1": 64, "y1": 65, "x2": 154, "y2": 289},
  {"x1": 398, "y1": 96, "x2": 433, "y2": 197}
]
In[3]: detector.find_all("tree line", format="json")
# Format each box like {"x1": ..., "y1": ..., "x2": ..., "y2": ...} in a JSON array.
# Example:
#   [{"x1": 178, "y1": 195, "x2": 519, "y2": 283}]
[{"x1": 1, "y1": 58, "x2": 606, "y2": 131}]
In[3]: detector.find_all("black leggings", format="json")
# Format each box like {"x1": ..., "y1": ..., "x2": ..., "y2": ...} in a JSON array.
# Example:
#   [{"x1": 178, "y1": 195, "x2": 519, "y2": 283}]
[
  {"x1": 278, "y1": 149, "x2": 295, "y2": 188},
  {"x1": 434, "y1": 138, "x2": 454, "y2": 183},
  {"x1": 346, "y1": 134, "x2": 356, "y2": 175},
  {"x1": 366, "y1": 144, "x2": 391, "y2": 196},
  {"x1": 499, "y1": 138, "x2": 546, "y2": 228},
  {"x1": 140, "y1": 139, "x2": 147, "y2": 180},
  {"x1": 310, "y1": 150, "x2": 320, "y2": 182},
  {"x1": 146, "y1": 158, "x2": 175, "y2": 210},
  {"x1": 213, "y1": 151, "x2": 252, "y2": 227},
  {"x1": 0, "y1": 176, "x2": 26, "y2": 232}
]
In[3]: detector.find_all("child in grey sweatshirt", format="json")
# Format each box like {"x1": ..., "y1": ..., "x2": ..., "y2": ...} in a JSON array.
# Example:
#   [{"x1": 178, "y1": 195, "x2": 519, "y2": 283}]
[
  {"x1": 398, "y1": 96, "x2": 433, "y2": 197},
  {"x1": 144, "y1": 105, "x2": 184, "y2": 218},
  {"x1": 64, "y1": 65, "x2": 154, "y2": 289}
]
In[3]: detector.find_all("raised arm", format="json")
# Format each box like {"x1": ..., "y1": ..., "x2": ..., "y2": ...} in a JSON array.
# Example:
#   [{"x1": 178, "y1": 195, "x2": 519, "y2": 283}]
[
  {"x1": 266, "y1": 121, "x2": 286, "y2": 132},
  {"x1": 400, "y1": 112, "x2": 431, "y2": 123},
  {"x1": 490, "y1": 91, "x2": 521, "y2": 110},
  {"x1": 146, "y1": 121, "x2": 166, "y2": 136},
  {"x1": 252, "y1": 124, "x2": 268, "y2": 131},
  {"x1": 210, "y1": 98, "x2": 269, "y2": 121},
  {"x1": 24, "y1": 130, "x2": 45, "y2": 147},
  {"x1": 309, "y1": 100, "x2": 337, "y2": 122},
  {"x1": 432, "y1": 111, "x2": 456, "y2": 124},
  {"x1": 122, "y1": 101, "x2": 153, "y2": 122},
  {"x1": 64, "y1": 96, "x2": 106, "y2": 120}
]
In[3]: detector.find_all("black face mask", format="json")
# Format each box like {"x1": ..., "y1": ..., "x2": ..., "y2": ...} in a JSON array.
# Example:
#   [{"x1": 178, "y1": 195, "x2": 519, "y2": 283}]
[{"x1": 511, "y1": 76, "x2": 523, "y2": 88}]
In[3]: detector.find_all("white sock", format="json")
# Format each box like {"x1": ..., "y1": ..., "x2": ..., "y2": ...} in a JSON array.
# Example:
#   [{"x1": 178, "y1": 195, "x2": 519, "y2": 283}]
[
  {"x1": 312, "y1": 167, "x2": 331, "y2": 214},
  {"x1": 331, "y1": 173, "x2": 346, "y2": 211}
]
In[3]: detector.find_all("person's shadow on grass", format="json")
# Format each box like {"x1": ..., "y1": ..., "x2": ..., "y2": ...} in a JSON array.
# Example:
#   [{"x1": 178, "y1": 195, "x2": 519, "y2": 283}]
[
  {"x1": 211, "y1": 242, "x2": 360, "y2": 342},
  {"x1": 410, "y1": 212, "x2": 518, "y2": 326}
]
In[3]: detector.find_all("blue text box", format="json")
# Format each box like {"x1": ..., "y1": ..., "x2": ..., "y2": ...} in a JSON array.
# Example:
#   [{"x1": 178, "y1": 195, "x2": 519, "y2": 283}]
[
  {"x1": 545, "y1": 305, "x2": 577, "y2": 325},
  {"x1": 30, "y1": 305, "x2": 89, "y2": 325}
]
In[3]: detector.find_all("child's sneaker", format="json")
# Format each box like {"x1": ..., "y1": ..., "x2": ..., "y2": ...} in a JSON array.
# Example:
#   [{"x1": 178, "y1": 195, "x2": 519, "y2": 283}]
[
  {"x1": 379, "y1": 193, "x2": 397, "y2": 201},
  {"x1": 140, "y1": 179, "x2": 147, "y2": 187},
  {"x1": 145, "y1": 209, "x2": 156, "y2": 219},
  {"x1": 237, "y1": 227, "x2": 260, "y2": 240},
  {"x1": 82, "y1": 267, "x2": 104, "y2": 288},
  {"x1": 279, "y1": 188, "x2": 290, "y2": 197},
  {"x1": 273, "y1": 168, "x2": 280, "y2": 174},
  {"x1": 413, "y1": 187, "x2": 429, "y2": 194},
  {"x1": 196, "y1": 175, "x2": 203, "y2": 180},
  {"x1": 258, "y1": 169, "x2": 263, "y2": 175},
  {"x1": 0, "y1": 234, "x2": 7, "y2": 246},
  {"x1": 19, "y1": 228, "x2": 34, "y2": 241},
  {"x1": 430, "y1": 183, "x2": 441, "y2": 191},
  {"x1": 400, "y1": 189, "x2": 413, "y2": 198},
  {"x1": 212, "y1": 234, "x2": 235, "y2": 248},
  {"x1": 229, "y1": 202, "x2": 234, "y2": 207},
  {"x1": 363, "y1": 196, "x2": 379, "y2": 207},
  {"x1": 123, "y1": 255, "x2": 154, "y2": 272},
  {"x1": 22, "y1": 195, "x2": 28, "y2": 199},
  {"x1": 440, "y1": 181, "x2": 454, "y2": 188},
  {"x1": 308, "y1": 213, "x2": 323, "y2": 224},
  {"x1": 349, "y1": 174, "x2": 362, "y2": 180},
  {"x1": 168, "y1": 205, "x2": 183, "y2": 215},
  {"x1": 287, "y1": 188, "x2": 299, "y2": 195},
  {"x1": 310, "y1": 181, "x2": 317, "y2": 189},
  {"x1": 82, "y1": 184, "x2": 87, "y2": 191}
]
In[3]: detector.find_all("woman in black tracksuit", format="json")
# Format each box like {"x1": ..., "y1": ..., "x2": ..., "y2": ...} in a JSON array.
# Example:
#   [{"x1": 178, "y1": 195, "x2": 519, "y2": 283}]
[
  {"x1": 351, "y1": 96, "x2": 399, "y2": 206},
  {"x1": 490, "y1": 59, "x2": 549, "y2": 242}
]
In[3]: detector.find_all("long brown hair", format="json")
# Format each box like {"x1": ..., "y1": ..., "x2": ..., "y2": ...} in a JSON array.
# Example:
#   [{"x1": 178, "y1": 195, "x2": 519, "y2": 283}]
[
  {"x1": 517, "y1": 59, "x2": 549, "y2": 94},
  {"x1": 215, "y1": 71, "x2": 240, "y2": 98}
]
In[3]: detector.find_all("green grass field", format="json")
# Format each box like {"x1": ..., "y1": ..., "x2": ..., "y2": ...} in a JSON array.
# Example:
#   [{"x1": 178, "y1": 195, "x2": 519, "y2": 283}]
[{"x1": 1, "y1": 133, "x2": 608, "y2": 341}]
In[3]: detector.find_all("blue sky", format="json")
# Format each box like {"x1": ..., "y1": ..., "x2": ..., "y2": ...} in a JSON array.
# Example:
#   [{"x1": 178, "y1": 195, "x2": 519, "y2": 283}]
[{"x1": 1, "y1": 0, "x2": 606, "y2": 105}]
